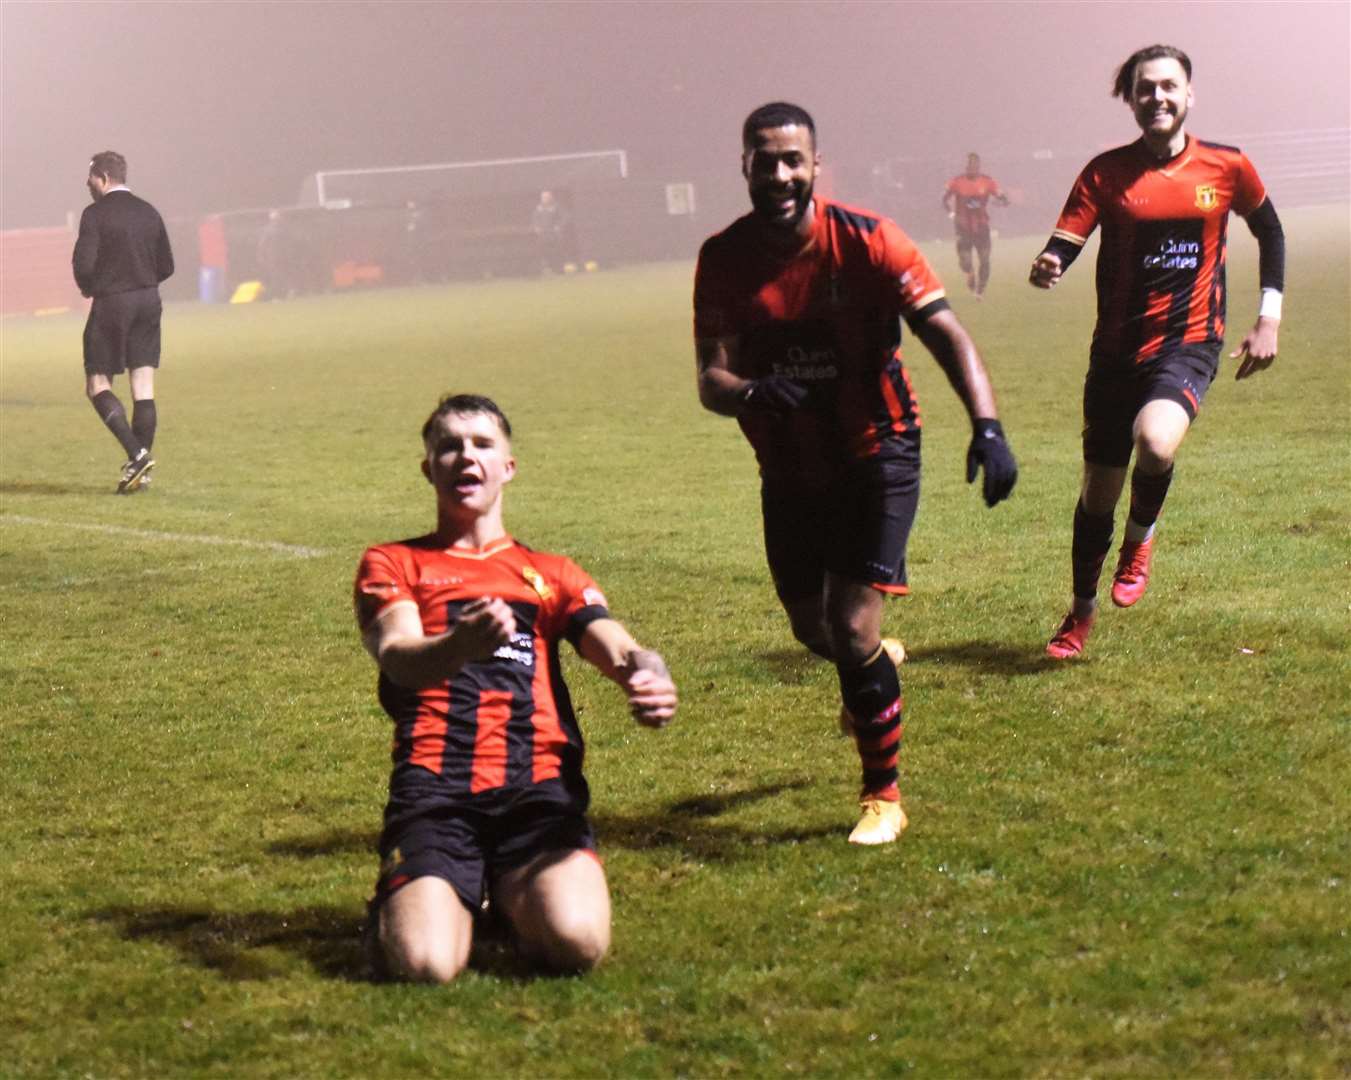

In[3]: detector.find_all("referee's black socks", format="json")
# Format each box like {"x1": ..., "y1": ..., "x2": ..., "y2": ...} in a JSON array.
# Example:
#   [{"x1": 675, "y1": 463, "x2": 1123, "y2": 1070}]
[
  {"x1": 132, "y1": 398, "x2": 157, "y2": 452},
  {"x1": 90, "y1": 390, "x2": 143, "y2": 460}
]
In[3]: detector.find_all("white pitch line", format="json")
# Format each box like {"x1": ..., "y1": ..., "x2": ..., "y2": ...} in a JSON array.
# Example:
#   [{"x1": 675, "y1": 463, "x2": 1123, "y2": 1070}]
[{"x1": 0, "y1": 515, "x2": 329, "y2": 558}]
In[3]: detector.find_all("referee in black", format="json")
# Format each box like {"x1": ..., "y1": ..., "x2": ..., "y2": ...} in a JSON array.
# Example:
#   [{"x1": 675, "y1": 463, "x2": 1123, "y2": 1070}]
[{"x1": 73, "y1": 151, "x2": 174, "y2": 494}]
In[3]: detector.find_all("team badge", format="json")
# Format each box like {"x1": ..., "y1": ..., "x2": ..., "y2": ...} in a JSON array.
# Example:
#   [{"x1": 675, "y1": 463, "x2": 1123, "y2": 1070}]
[
  {"x1": 1194, "y1": 185, "x2": 1218, "y2": 211},
  {"x1": 380, "y1": 847, "x2": 404, "y2": 875},
  {"x1": 522, "y1": 565, "x2": 553, "y2": 601}
]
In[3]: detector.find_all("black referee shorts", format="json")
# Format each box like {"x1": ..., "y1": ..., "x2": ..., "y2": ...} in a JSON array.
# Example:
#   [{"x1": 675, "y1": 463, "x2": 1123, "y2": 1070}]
[{"x1": 83, "y1": 287, "x2": 162, "y2": 376}]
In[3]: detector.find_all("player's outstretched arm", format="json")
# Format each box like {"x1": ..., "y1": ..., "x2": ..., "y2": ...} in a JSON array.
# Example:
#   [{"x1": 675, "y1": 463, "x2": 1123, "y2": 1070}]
[
  {"x1": 914, "y1": 307, "x2": 1018, "y2": 508},
  {"x1": 578, "y1": 619, "x2": 677, "y2": 729},
  {"x1": 363, "y1": 597, "x2": 516, "y2": 689}
]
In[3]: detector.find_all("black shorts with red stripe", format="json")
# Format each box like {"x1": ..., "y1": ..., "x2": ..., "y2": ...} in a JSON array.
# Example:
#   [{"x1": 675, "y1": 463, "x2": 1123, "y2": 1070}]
[
  {"x1": 371, "y1": 775, "x2": 596, "y2": 916},
  {"x1": 760, "y1": 431, "x2": 921, "y2": 601},
  {"x1": 1082, "y1": 343, "x2": 1219, "y2": 468}
]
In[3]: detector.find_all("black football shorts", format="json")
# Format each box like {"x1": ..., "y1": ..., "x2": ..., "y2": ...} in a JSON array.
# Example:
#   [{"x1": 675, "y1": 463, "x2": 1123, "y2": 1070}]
[
  {"x1": 1083, "y1": 344, "x2": 1219, "y2": 468},
  {"x1": 760, "y1": 432, "x2": 921, "y2": 602},
  {"x1": 372, "y1": 777, "x2": 596, "y2": 915},
  {"x1": 83, "y1": 287, "x2": 162, "y2": 376}
]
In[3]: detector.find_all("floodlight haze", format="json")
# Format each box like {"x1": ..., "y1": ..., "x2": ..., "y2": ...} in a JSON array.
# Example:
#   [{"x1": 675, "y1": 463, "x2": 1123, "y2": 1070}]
[{"x1": 2, "y1": 0, "x2": 1347, "y2": 228}]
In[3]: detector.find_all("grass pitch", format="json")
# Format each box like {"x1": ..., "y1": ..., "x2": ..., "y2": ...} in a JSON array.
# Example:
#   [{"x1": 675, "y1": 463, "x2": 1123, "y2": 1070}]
[{"x1": 1, "y1": 205, "x2": 1348, "y2": 1077}]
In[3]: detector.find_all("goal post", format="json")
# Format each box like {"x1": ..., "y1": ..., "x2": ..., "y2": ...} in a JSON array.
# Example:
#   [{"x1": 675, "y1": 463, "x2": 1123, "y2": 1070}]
[{"x1": 308, "y1": 149, "x2": 628, "y2": 209}]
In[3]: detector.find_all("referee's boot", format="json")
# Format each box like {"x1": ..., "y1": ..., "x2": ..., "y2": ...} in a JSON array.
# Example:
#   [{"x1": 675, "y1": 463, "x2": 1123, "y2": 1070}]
[{"x1": 117, "y1": 448, "x2": 155, "y2": 494}]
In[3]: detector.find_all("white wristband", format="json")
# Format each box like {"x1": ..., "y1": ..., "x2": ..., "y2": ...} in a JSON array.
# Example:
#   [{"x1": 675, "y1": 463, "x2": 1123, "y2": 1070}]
[{"x1": 1258, "y1": 288, "x2": 1282, "y2": 320}]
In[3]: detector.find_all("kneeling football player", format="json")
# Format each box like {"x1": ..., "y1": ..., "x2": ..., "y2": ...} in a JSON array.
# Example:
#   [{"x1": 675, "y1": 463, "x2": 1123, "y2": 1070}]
[{"x1": 355, "y1": 393, "x2": 677, "y2": 982}]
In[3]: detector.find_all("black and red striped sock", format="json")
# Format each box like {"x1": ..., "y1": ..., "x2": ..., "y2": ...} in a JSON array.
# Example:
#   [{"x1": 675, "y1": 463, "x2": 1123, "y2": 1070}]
[{"x1": 838, "y1": 645, "x2": 903, "y2": 799}]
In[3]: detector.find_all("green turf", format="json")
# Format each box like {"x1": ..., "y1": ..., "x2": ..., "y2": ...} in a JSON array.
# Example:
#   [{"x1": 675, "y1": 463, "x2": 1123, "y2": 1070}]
[{"x1": 1, "y1": 205, "x2": 1348, "y2": 1077}]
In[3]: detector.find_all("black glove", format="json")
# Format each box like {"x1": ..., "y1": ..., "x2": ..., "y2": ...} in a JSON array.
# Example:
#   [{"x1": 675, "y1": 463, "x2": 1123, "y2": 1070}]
[
  {"x1": 966, "y1": 418, "x2": 1018, "y2": 507},
  {"x1": 739, "y1": 375, "x2": 809, "y2": 415}
]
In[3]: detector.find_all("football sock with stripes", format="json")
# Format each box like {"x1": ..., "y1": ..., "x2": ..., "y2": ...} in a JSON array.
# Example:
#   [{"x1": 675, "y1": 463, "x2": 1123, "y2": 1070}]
[
  {"x1": 838, "y1": 644, "x2": 903, "y2": 800},
  {"x1": 1124, "y1": 465, "x2": 1173, "y2": 542},
  {"x1": 91, "y1": 390, "x2": 143, "y2": 460},
  {"x1": 1071, "y1": 500, "x2": 1115, "y2": 603},
  {"x1": 131, "y1": 398, "x2": 157, "y2": 453}
]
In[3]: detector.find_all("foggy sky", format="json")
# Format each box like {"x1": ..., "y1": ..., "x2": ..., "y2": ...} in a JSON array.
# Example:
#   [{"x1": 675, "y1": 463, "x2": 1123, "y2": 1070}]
[{"x1": 2, "y1": 0, "x2": 1348, "y2": 228}]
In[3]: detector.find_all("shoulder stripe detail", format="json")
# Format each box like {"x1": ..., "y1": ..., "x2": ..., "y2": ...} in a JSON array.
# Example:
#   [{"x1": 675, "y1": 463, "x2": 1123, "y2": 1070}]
[
  {"x1": 1052, "y1": 228, "x2": 1088, "y2": 246},
  {"x1": 826, "y1": 204, "x2": 881, "y2": 234},
  {"x1": 1198, "y1": 139, "x2": 1242, "y2": 154}
]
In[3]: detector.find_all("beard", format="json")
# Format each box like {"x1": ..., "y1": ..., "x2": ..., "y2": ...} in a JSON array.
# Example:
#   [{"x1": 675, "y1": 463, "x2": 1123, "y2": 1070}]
[
  {"x1": 1136, "y1": 99, "x2": 1189, "y2": 141},
  {"x1": 749, "y1": 178, "x2": 814, "y2": 229}
]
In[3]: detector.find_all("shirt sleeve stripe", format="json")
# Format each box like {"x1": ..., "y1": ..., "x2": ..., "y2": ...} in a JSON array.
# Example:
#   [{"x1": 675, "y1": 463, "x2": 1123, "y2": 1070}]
[
  {"x1": 906, "y1": 287, "x2": 946, "y2": 312},
  {"x1": 1052, "y1": 228, "x2": 1088, "y2": 246}
]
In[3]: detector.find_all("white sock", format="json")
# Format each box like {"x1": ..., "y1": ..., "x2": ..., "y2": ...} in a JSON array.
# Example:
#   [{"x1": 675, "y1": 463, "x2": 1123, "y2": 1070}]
[{"x1": 1123, "y1": 518, "x2": 1155, "y2": 544}]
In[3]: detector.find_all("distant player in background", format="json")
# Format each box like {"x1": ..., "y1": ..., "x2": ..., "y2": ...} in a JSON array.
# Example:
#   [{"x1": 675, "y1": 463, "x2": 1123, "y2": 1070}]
[
  {"x1": 942, "y1": 153, "x2": 1008, "y2": 299},
  {"x1": 73, "y1": 151, "x2": 174, "y2": 494},
  {"x1": 355, "y1": 394, "x2": 677, "y2": 983},
  {"x1": 1029, "y1": 44, "x2": 1284, "y2": 659},
  {"x1": 694, "y1": 103, "x2": 1018, "y2": 845},
  {"x1": 531, "y1": 189, "x2": 571, "y2": 273}
]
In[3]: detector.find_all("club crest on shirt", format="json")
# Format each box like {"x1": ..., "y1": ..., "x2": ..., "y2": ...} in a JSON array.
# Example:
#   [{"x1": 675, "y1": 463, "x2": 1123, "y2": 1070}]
[
  {"x1": 522, "y1": 565, "x2": 553, "y2": 601},
  {"x1": 1194, "y1": 185, "x2": 1218, "y2": 211}
]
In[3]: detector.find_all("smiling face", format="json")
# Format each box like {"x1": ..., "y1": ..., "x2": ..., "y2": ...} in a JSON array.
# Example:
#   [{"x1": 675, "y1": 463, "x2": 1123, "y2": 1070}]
[
  {"x1": 1130, "y1": 56, "x2": 1193, "y2": 149},
  {"x1": 421, "y1": 409, "x2": 516, "y2": 526},
  {"x1": 742, "y1": 123, "x2": 819, "y2": 236}
]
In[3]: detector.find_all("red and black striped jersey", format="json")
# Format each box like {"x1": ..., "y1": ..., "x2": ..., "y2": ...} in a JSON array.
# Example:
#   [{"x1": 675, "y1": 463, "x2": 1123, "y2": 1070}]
[
  {"x1": 945, "y1": 174, "x2": 1003, "y2": 232},
  {"x1": 1052, "y1": 135, "x2": 1267, "y2": 365},
  {"x1": 693, "y1": 197, "x2": 946, "y2": 487},
  {"x1": 354, "y1": 535, "x2": 609, "y2": 804}
]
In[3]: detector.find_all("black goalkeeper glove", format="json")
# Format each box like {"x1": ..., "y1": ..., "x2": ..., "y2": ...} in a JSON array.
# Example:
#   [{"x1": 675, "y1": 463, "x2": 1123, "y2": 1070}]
[
  {"x1": 739, "y1": 375, "x2": 810, "y2": 415},
  {"x1": 966, "y1": 418, "x2": 1018, "y2": 508}
]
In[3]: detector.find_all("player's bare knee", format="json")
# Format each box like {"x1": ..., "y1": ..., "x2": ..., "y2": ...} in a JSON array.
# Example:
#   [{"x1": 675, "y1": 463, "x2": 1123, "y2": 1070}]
[
  {"x1": 383, "y1": 933, "x2": 467, "y2": 984},
  {"x1": 535, "y1": 912, "x2": 610, "y2": 972},
  {"x1": 1133, "y1": 433, "x2": 1177, "y2": 474}
]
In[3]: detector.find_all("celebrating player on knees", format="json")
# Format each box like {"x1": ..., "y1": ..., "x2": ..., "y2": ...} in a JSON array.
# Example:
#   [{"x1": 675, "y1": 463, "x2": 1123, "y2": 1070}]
[
  {"x1": 1030, "y1": 45, "x2": 1285, "y2": 659},
  {"x1": 354, "y1": 394, "x2": 676, "y2": 983},
  {"x1": 693, "y1": 102, "x2": 1017, "y2": 845}
]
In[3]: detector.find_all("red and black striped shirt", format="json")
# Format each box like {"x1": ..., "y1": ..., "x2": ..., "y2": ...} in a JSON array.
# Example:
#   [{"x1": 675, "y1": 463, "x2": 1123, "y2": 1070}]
[
  {"x1": 1052, "y1": 135, "x2": 1267, "y2": 366},
  {"x1": 694, "y1": 197, "x2": 947, "y2": 487},
  {"x1": 354, "y1": 535, "x2": 609, "y2": 804}
]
